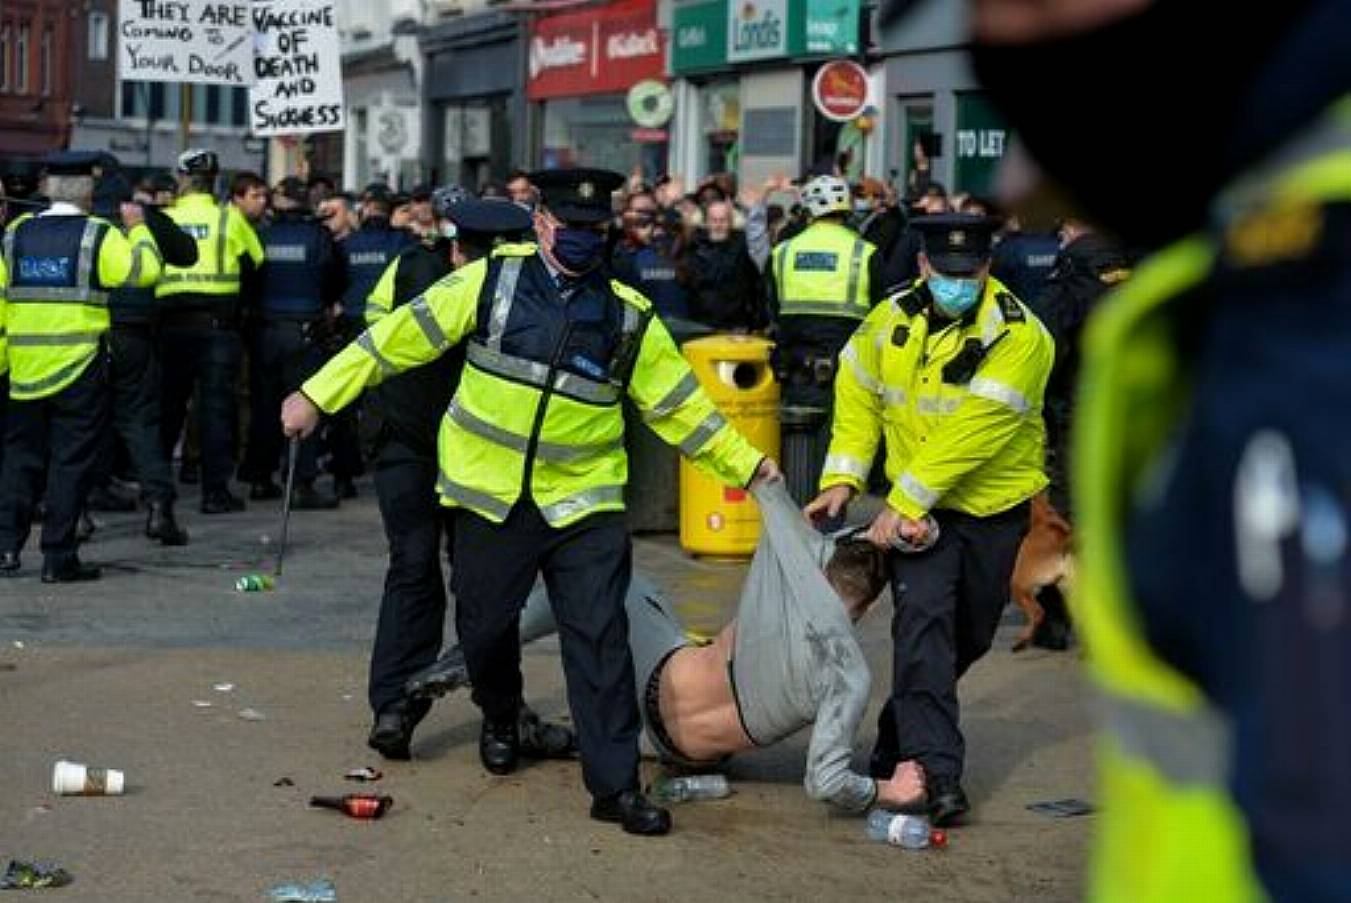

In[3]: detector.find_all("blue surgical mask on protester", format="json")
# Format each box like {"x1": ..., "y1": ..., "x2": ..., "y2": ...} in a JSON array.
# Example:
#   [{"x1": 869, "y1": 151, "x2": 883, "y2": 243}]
[
  {"x1": 553, "y1": 227, "x2": 607, "y2": 273},
  {"x1": 928, "y1": 272, "x2": 983, "y2": 318}
]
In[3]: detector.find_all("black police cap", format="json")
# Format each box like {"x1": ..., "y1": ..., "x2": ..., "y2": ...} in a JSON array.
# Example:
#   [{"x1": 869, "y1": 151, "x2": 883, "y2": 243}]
[
  {"x1": 43, "y1": 150, "x2": 117, "y2": 177},
  {"x1": 362, "y1": 182, "x2": 393, "y2": 204},
  {"x1": 445, "y1": 196, "x2": 533, "y2": 237},
  {"x1": 913, "y1": 213, "x2": 1000, "y2": 276},
  {"x1": 529, "y1": 167, "x2": 624, "y2": 225}
]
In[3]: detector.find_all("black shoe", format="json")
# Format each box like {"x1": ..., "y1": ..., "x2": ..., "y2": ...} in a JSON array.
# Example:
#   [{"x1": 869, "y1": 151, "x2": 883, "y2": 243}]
[
  {"x1": 200, "y1": 490, "x2": 245, "y2": 515},
  {"x1": 179, "y1": 462, "x2": 200, "y2": 485},
  {"x1": 291, "y1": 484, "x2": 339, "y2": 510},
  {"x1": 928, "y1": 777, "x2": 970, "y2": 827},
  {"x1": 404, "y1": 645, "x2": 470, "y2": 701},
  {"x1": 87, "y1": 484, "x2": 137, "y2": 512},
  {"x1": 250, "y1": 481, "x2": 283, "y2": 501},
  {"x1": 479, "y1": 717, "x2": 520, "y2": 775},
  {"x1": 517, "y1": 706, "x2": 577, "y2": 759},
  {"x1": 590, "y1": 790, "x2": 672, "y2": 836},
  {"x1": 145, "y1": 502, "x2": 189, "y2": 546},
  {"x1": 0, "y1": 551, "x2": 20, "y2": 574},
  {"x1": 41, "y1": 558, "x2": 101, "y2": 583},
  {"x1": 336, "y1": 477, "x2": 358, "y2": 500},
  {"x1": 76, "y1": 511, "x2": 97, "y2": 542},
  {"x1": 1032, "y1": 587, "x2": 1074, "y2": 651},
  {"x1": 367, "y1": 699, "x2": 430, "y2": 761}
]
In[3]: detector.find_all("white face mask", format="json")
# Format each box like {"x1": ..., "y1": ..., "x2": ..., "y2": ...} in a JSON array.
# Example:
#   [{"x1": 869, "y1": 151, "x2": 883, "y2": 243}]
[{"x1": 854, "y1": 200, "x2": 873, "y2": 214}]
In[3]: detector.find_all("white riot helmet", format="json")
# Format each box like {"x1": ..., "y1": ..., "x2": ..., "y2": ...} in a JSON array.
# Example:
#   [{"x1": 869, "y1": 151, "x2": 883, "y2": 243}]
[{"x1": 800, "y1": 175, "x2": 851, "y2": 219}]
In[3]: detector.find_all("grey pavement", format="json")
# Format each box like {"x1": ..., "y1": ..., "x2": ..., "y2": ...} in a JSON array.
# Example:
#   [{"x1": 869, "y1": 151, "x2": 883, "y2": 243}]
[{"x1": 0, "y1": 480, "x2": 1091, "y2": 900}]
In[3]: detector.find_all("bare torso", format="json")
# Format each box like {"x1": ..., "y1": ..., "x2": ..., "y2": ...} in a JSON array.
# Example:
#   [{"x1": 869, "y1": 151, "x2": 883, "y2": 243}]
[{"x1": 658, "y1": 624, "x2": 756, "y2": 761}]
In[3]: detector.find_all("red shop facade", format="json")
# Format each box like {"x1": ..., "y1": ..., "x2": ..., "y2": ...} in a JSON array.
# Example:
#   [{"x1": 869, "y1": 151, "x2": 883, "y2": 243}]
[{"x1": 528, "y1": 0, "x2": 669, "y2": 178}]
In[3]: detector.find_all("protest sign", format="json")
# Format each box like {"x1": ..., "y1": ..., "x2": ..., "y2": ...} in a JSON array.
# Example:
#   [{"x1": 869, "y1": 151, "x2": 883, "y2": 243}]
[
  {"x1": 249, "y1": 1, "x2": 346, "y2": 136},
  {"x1": 117, "y1": 0, "x2": 254, "y2": 86}
]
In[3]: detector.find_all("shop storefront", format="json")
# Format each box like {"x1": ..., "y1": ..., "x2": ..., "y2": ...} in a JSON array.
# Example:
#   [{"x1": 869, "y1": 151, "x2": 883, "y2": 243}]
[
  {"x1": 421, "y1": 11, "x2": 527, "y2": 190},
  {"x1": 877, "y1": 2, "x2": 1013, "y2": 198},
  {"x1": 528, "y1": 0, "x2": 667, "y2": 177},
  {"x1": 668, "y1": 0, "x2": 862, "y2": 187}
]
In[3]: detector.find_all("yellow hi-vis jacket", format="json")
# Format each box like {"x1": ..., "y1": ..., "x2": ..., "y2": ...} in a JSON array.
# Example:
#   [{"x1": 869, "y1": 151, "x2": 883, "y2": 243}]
[
  {"x1": 820, "y1": 275, "x2": 1053, "y2": 519},
  {"x1": 1, "y1": 210, "x2": 158, "y2": 400},
  {"x1": 772, "y1": 219, "x2": 876, "y2": 320},
  {"x1": 0, "y1": 253, "x2": 8, "y2": 377},
  {"x1": 303, "y1": 243, "x2": 765, "y2": 527},
  {"x1": 156, "y1": 192, "x2": 264, "y2": 301},
  {"x1": 1072, "y1": 98, "x2": 1351, "y2": 903}
]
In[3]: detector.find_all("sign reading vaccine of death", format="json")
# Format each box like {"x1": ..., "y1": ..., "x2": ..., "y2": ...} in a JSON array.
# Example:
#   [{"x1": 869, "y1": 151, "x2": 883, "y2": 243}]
[
  {"x1": 117, "y1": 0, "x2": 254, "y2": 86},
  {"x1": 249, "y1": 1, "x2": 345, "y2": 136}
]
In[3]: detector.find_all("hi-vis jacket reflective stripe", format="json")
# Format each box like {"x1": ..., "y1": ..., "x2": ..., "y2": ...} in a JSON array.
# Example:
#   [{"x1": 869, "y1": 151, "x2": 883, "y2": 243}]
[
  {"x1": 2, "y1": 212, "x2": 157, "y2": 400},
  {"x1": 304, "y1": 243, "x2": 764, "y2": 527},
  {"x1": 0, "y1": 254, "x2": 9, "y2": 377},
  {"x1": 773, "y1": 220, "x2": 876, "y2": 320},
  {"x1": 820, "y1": 275, "x2": 1053, "y2": 519},
  {"x1": 1073, "y1": 99, "x2": 1351, "y2": 903},
  {"x1": 156, "y1": 193, "x2": 264, "y2": 299}
]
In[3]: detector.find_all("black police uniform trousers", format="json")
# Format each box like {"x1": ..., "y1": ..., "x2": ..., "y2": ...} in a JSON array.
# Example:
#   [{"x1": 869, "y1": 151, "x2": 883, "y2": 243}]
[
  {"x1": 451, "y1": 502, "x2": 641, "y2": 800},
  {"x1": 872, "y1": 502, "x2": 1030, "y2": 781},
  {"x1": 243, "y1": 322, "x2": 325, "y2": 486},
  {"x1": 96, "y1": 323, "x2": 175, "y2": 503},
  {"x1": 367, "y1": 440, "x2": 454, "y2": 714},
  {"x1": 159, "y1": 317, "x2": 242, "y2": 496},
  {"x1": 0, "y1": 354, "x2": 109, "y2": 566}
]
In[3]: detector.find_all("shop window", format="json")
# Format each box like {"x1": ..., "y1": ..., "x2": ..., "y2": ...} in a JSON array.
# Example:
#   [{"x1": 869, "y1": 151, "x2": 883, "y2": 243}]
[
  {"x1": 15, "y1": 24, "x2": 29, "y2": 95},
  {"x1": 542, "y1": 95, "x2": 667, "y2": 181},
  {"x1": 701, "y1": 80, "x2": 740, "y2": 178},
  {"x1": 0, "y1": 25, "x2": 10, "y2": 93},
  {"x1": 88, "y1": 12, "x2": 109, "y2": 61}
]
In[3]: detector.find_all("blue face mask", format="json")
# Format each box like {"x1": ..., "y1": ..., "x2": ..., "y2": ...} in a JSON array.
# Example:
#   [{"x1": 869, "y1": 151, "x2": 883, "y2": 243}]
[
  {"x1": 928, "y1": 272, "x2": 983, "y2": 318},
  {"x1": 553, "y1": 227, "x2": 607, "y2": 273}
]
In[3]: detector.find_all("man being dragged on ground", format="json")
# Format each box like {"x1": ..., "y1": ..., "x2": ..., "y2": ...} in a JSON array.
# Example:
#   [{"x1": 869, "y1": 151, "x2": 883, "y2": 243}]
[{"x1": 408, "y1": 480, "x2": 925, "y2": 812}]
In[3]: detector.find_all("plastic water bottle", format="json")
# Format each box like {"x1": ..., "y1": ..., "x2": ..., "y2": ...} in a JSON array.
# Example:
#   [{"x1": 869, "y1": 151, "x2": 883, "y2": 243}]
[
  {"x1": 651, "y1": 774, "x2": 731, "y2": 802},
  {"x1": 866, "y1": 809, "x2": 946, "y2": 849}
]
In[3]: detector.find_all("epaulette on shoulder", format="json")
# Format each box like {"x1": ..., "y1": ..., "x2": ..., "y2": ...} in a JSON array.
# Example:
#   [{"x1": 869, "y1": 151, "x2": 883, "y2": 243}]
[
  {"x1": 996, "y1": 291, "x2": 1025, "y2": 323},
  {"x1": 889, "y1": 282, "x2": 928, "y2": 316},
  {"x1": 610, "y1": 277, "x2": 653, "y2": 314}
]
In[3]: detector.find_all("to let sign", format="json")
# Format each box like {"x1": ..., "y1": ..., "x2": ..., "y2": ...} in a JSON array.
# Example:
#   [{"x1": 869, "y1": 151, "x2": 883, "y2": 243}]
[
  {"x1": 249, "y1": 1, "x2": 346, "y2": 136},
  {"x1": 527, "y1": 0, "x2": 664, "y2": 100},
  {"x1": 117, "y1": 0, "x2": 254, "y2": 86}
]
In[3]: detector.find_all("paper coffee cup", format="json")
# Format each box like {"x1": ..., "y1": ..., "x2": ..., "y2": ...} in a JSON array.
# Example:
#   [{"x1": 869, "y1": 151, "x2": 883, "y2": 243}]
[{"x1": 52, "y1": 759, "x2": 124, "y2": 796}]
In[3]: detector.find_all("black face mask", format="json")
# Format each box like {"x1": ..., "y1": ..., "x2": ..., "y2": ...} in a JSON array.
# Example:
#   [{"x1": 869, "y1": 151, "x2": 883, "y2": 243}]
[{"x1": 970, "y1": 4, "x2": 1305, "y2": 251}]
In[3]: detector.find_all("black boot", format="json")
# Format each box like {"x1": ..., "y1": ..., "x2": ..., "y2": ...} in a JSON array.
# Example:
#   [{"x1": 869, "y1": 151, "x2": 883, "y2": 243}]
[
  {"x1": 367, "y1": 698, "x2": 431, "y2": 761},
  {"x1": 0, "y1": 551, "x2": 20, "y2": 574},
  {"x1": 479, "y1": 716, "x2": 520, "y2": 775},
  {"x1": 76, "y1": 511, "x2": 97, "y2": 541},
  {"x1": 291, "y1": 483, "x2": 339, "y2": 510},
  {"x1": 42, "y1": 556, "x2": 102, "y2": 583},
  {"x1": 591, "y1": 790, "x2": 672, "y2": 836},
  {"x1": 145, "y1": 501, "x2": 189, "y2": 546},
  {"x1": 201, "y1": 490, "x2": 246, "y2": 514},
  {"x1": 927, "y1": 776, "x2": 970, "y2": 827},
  {"x1": 404, "y1": 645, "x2": 470, "y2": 701}
]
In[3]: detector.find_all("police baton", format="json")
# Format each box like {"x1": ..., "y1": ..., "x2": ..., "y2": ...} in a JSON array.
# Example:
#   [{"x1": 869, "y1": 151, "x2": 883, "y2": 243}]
[{"x1": 274, "y1": 436, "x2": 300, "y2": 577}]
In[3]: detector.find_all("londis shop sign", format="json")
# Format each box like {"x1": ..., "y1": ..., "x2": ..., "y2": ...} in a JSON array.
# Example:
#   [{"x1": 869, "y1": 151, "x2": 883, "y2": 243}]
[
  {"x1": 701, "y1": 0, "x2": 855, "y2": 68},
  {"x1": 728, "y1": 0, "x2": 789, "y2": 62}
]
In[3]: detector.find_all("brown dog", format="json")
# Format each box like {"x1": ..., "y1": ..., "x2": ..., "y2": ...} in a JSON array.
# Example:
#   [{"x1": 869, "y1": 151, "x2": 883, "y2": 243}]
[{"x1": 1010, "y1": 493, "x2": 1074, "y2": 652}]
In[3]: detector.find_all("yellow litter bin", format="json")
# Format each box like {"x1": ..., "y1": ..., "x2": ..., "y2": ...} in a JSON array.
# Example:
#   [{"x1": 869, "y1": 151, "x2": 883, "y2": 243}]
[{"x1": 679, "y1": 335, "x2": 780, "y2": 557}]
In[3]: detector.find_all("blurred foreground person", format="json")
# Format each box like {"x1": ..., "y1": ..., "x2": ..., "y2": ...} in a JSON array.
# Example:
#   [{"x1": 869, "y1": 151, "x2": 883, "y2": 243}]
[{"x1": 958, "y1": 0, "x2": 1351, "y2": 897}]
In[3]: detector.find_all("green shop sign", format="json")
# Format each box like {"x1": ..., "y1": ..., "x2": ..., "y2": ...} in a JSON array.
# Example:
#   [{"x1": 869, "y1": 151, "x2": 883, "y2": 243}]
[{"x1": 671, "y1": 0, "x2": 858, "y2": 74}]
